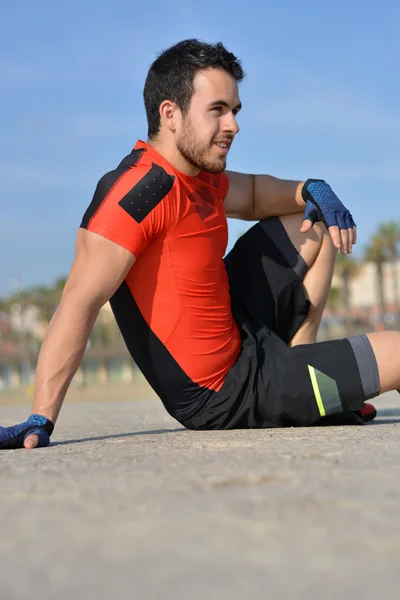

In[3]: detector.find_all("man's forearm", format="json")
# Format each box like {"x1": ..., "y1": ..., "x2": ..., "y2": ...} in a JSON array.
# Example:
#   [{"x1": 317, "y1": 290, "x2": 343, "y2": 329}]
[
  {"x1": 253, "y1": 175, "x2": 305, "y2": 220},
  {"x1": 32, "y1": 298, "x2": 99, "y2": 424}
]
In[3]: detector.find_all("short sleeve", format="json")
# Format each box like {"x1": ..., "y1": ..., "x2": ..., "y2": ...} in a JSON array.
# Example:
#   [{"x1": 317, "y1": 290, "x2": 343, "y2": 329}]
[{"x1": 80, "y1": 163, "x2": 176, "y2": 259}]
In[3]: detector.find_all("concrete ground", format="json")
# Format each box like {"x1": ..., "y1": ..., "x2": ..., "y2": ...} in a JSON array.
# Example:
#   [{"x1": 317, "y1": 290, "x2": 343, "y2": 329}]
[{"x1": 1, "y1": 389, "x2": 400, "y2": 600}]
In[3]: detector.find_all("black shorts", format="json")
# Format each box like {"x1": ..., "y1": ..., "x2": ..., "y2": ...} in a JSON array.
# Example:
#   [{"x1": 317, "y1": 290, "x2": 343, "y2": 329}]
[{"x1": 181, "y1": 218, "x2": 380, "y2": 430}]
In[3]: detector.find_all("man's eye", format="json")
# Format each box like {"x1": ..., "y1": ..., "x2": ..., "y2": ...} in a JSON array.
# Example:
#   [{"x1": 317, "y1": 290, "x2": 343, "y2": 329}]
[{"x1": 212, "y1": 106, "x2": 222, "y2": 111}]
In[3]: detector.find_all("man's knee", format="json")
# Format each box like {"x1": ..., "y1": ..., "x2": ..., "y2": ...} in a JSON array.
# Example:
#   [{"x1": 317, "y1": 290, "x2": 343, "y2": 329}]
[
  {"x1": 279, "y1": 212, "x2": 323, "y2": 239},
  {"x1": 277, "y1": 213, "x2": 325, "y2": 269}
]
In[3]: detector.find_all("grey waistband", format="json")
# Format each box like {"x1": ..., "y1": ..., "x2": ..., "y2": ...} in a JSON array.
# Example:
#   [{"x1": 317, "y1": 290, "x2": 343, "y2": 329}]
[
  {"x1": 259, "y1": 217, "x2": 308, "y2": 280},
  {"x1": 348, "y1": 334, "x2": 380, "y2": 400}
]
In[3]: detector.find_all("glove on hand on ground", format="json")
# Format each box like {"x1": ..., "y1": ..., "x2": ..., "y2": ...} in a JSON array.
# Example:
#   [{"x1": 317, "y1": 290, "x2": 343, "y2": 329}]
[{"x1": 0, "y1": 414, "x2": 54, "y2": 449}]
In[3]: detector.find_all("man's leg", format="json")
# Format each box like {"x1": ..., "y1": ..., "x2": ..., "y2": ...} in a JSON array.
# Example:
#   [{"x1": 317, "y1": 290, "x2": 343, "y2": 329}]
[
  {"x1": 278, "y1": 212, "x2": 337, "y2": 346},
  {"x1": 279, "y1": 213, "x2": 400, "y2": 398},
  {"x1": 364, "y1": 331, "x2": 400, "y2": 393}
]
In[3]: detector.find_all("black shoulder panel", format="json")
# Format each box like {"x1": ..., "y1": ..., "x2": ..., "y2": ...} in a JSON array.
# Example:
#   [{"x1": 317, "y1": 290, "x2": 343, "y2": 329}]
[
  {"x1": 80, "y1": 148, "x2": 145, "y2": 229},
  {"x1": 118, "y1": 163, "x2": 175, "y2": 223}
]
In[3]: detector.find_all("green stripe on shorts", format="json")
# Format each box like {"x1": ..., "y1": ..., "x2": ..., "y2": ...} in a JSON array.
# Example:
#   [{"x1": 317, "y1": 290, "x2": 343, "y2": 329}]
[{"x1": 308, "y1": 365, "x2": 343, "y2": 417}]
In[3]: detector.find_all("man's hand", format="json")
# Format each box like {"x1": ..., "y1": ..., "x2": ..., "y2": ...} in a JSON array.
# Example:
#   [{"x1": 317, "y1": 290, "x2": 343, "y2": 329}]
[
  {"x1": 300, "y1": 179, "x2": 357, "y2": 254},
  {"x1": 0, "y1": 414, "x2": 54, "y2": 450}
]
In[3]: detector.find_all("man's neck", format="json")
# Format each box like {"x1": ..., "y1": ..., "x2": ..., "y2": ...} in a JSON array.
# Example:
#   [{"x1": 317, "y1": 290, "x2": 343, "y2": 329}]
[{"x1": 147, "y1": 138, "x2": 200, "y2": 177}]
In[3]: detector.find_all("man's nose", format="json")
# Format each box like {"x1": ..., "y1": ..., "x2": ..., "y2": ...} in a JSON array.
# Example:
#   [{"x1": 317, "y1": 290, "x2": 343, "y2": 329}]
[{"x1": 222, "y1": 113, "x2": 240, "y2": 135}]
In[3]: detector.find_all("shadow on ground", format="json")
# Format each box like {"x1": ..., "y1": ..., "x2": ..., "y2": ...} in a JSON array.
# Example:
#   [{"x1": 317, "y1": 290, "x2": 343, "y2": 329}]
[{"x1": 51, "y1": 427, "x2": 185, "y2": 446}]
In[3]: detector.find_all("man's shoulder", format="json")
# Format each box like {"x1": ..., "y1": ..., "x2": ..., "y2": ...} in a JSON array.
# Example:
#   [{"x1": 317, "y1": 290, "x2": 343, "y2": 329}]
[
  {"x1": 82, "y1": 149, "x2": 177, "y2": 229},
  {"x1": 96, "y1": 149, "x2": 177, "y2": 201}
]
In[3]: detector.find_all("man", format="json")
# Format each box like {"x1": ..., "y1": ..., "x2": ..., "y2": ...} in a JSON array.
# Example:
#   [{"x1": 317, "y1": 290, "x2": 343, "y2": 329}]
[{"x1": 1, "y1": 39, "x2": 400, "y2": 449}]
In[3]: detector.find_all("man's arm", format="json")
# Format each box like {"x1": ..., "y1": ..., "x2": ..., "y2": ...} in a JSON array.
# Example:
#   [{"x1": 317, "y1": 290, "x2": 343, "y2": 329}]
[
  {"x1": 224, "y1": 171, "x2": 304, "y2": 221},
  {"x1": 25, "y1": 228, "x2": 136, "y2": 447},
  {"x1": 223, "y1": 171, "x2": 356, "y2": 254}
]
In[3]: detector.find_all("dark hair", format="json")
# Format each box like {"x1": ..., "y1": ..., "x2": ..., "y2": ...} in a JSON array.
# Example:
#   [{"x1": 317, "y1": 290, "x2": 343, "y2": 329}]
[{"x1": 143, "y1": 39, "x2": 245, "y2": 139}]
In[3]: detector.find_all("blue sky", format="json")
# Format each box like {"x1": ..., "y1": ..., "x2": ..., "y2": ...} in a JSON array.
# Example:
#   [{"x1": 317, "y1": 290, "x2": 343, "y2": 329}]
[{"x1": 1, "y1": 0, "x2": 399, "y2": 296}]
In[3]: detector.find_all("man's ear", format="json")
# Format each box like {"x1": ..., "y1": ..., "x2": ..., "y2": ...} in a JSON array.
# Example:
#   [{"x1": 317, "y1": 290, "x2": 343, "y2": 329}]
[{"x1": 159, "y1": 100, "x2": 180, "y2": 133}]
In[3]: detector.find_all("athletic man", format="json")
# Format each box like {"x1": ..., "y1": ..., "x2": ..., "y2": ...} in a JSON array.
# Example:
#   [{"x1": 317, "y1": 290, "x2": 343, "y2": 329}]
[{"x1": 1, "y1": 39, "x2": 399, "y2": 449}]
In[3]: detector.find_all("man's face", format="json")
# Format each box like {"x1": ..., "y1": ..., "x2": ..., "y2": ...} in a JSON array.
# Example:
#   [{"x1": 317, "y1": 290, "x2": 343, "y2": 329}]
[{"x1": 176, "y1": 68, "x2": 241, "y2": 174}]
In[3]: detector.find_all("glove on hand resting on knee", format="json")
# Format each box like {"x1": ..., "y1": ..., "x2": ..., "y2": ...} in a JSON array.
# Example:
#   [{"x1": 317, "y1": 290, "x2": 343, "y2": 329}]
[{"x1": 302, "y1": 179, "x2": 356, "y2": 231}]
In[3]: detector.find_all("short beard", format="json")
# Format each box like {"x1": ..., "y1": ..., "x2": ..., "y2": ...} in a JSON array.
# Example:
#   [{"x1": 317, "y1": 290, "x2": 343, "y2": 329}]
[{"x1": 176, "y1": 119, "x2": 226, "y2": 174}]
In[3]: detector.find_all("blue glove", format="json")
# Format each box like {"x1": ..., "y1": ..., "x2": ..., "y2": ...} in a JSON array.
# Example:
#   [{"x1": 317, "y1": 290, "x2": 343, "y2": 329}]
[
  {"x1": 302, "y1": 179, "x2": 356, "y2": 231},
  {"x1": 0, "y1": 414, "x2": 54, "y2": 449}
]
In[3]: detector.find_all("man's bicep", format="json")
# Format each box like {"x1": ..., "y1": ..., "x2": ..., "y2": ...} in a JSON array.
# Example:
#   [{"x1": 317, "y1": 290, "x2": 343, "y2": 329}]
[
  {"x1": 61, "y1": 229, "x2": 136, "y2": 310},
  {"x1": 223, "y1": 171, "x2": 255, "y2": 220}
]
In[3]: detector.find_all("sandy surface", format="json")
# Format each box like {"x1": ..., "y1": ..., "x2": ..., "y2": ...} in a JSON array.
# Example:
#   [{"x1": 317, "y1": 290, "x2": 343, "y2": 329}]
[{"x1": 1, "y1": 390, "x2": 400, "y2": 600}]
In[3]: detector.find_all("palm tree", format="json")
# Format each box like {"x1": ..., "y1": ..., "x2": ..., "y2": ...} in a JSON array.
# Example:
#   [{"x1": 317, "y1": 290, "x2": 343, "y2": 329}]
[
  {"x1": 378, "y1": 221, "x2": 400, "y2": 324},
  {"x1": 334, "y1": 253, "x2": 361, "y2": 335},
  {"x1": 365, "y1": 234, "x2": 388, "y2": 328}
]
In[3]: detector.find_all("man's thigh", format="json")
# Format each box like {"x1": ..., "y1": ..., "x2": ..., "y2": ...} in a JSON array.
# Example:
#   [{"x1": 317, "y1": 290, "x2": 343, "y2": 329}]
[
  {"x1": 224, "y1": 216, "x2": 310, "y2": 343},
  {"x1": 180, "y1": 331, "x2": 377, "y2": 430},
  {"x1": 278, "y1": 212, "x2": 325, "y2": 268}
]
